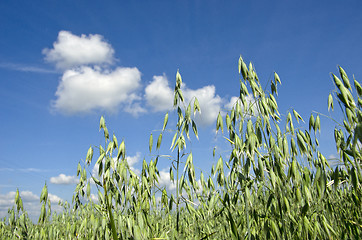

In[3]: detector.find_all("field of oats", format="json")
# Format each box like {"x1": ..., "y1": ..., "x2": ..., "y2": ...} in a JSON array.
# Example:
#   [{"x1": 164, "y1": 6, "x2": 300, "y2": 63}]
[{"x1": 1, "y1": 56, "x2": 361, "y2": 239}]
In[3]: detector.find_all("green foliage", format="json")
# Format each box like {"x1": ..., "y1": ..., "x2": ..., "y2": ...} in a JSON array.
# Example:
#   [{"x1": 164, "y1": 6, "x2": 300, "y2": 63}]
[{"x1": 1, "y1": 55, "x2": 362, "y2": 239}]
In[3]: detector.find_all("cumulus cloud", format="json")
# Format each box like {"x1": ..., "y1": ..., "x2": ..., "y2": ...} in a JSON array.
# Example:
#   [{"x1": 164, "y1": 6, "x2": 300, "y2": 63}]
[
  {"x1": 183, "y1": 85, "x2": 222, "y2": 126},
  {"x1": 50, "y1": 174, "x2": 79, "y2": 185},
  {"x1": 123, "y1": 94, "x2": 147, "y2": 117},
  {"x1": 44, "y1": 31, "x2": 146, "y2": 115},
  {"x1": 20, "y1": 191, "x2": 39, "y2": 201},
  {"x1": 51, "y1": 66, "x2": 143, "y2": 114},
  {"x1": 0, "y1": 192, "x2": 15, "y2": 207},
  {"x1": 48, "y1": 193, "x2": 63, "y2": 203},
  {"x1": 224, "y1": 95, "x2": 259, "y2": 117},
  {"x1": 145, "y1": 75, "x2": 174, "y2": 112},
  {"x1": 0, "y1": 191, "x2": 63, "y2": 222},
  {"x1": 145, "y1": 75, "x2": 222, "y2": 126},
  {"x1": 126, "y1": 152, "x2": 142, "y2": 175},
  {"x1": 44, "y1": 31, "x2": 230, "y2": 121},
  {"x1": 224, "y1": 96, "x2": 240, "y2": 110},
  {"x1": 157, "y1": 169, "x2": 176, "y2": 191},
  {"x1": 90, "y1": 193, "x2": 98, "y2": 203},
  {"x1": 43, "y1": 31, "x2": 114, "y2": 69},
  {"x1": 91, "y1": 152, "x2": 142, "y2": 179}
]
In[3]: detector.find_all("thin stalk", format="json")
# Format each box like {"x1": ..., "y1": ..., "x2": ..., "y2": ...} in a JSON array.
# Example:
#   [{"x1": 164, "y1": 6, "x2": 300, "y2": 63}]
[
  {"x1": 277, "y1": 193, "x2": 287, "y2": 239},
  {"x1": 176, "y1": 149, "x2": 180, "y2": 233},
  {"x1": 244, "y1": 187, "x2": 250, "y2": 240},
  {"x1": 104, "y1": 181, "x2": 122, "y2": 240}
]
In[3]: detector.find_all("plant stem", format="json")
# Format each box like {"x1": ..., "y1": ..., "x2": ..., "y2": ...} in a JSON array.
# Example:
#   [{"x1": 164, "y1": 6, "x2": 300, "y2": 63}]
[
  {"x1": 104, "y1": 182, "x2": 121, "y2": 240},
  {"x1": 176, "y1": 149, "x2": 180, "y2": 233}
]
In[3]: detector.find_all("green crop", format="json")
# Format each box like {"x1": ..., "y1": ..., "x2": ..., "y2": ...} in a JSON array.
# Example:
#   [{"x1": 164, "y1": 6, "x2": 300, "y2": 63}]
[{"x1": 1, "y1": 56, "x2": 361, "y2": 239}]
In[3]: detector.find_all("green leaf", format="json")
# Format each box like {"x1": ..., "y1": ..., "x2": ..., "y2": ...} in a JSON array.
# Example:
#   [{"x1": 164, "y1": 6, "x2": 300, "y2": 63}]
[
  {"x1": 328, "y1": 93, "x2": 334, "y2": 111},
  {"x1": 271, "y1": 81, "x2": 277, "y2": 95},
  {"x1": 309, "y1": 114, "x2": 315, "y2": 132},
  {"x1": 270, "y1": 169, "x2": 276, "y2": 189},
  {"x1": 40, "y1": 183, "x2": 48, "y2": 203},
  {"x1": 297, "y1": 132, "x2": 307, "y2": 154},
  {"x1": 239, "y1": 55, "x2": 248, "y2": 80},
  {"x1": 169, "y1": 167, "x2": 174, "y2": 182},
  {"x1": 351, "y1": 167, "x2": 358, "y2": 189},
  {"x1": 176, "y1": 70, "x2": 182, "y2": 88},
  {"x1": 77, "y1": 162, "x2": 81, "y2": 176},
  {"x1": 170, "y1": 131, "x2": 177, "y2": 150},
  {"x1": 227, "y1": 208, "x2": 240, "y2": 239},
  {"x1": 274, "y1": 72, "x2": 281, "y2": 85},
  {"x1": 117, "y1": 140, "x2": 125, "y2": 160},
  {"x1": 339, "y1": 66, "x2": 351, "y2": 90},
  {"x1": 240, "y1": 82, "x2": 249, "y2": 96},
  {"x1": 332, "y1": 73, "x2": 343, "y2": 89},
  {"x1": 270, "y1": 219, "x2": 280, "y2": 238},
  {"x1": 216, "y1": 112, "x2": 223, "y2": 134},
  {"x1": 92, "y1": 176, "x2": 102, "y2": 187},
  {"x1": 156, "y1": 133, "x2": 162, "y2": 150},
  {"x1": 291, "y1": 138, "x2": 298, "y2": 156},
  {"x1": 258, "y1": 157, "x2": 264, "y2": 180},
  {"x1": 226, "y1": 113, "x2": 231, "y2": 131},
  {"x1": 99, "y1": 116, "x2": 105, "y2": 130},
  {"x1": 103, "y1": 126, "x2": 109, "y2": 140},
  {"x1": 86, "y1": 181, "x2": 91, "y2": 198},
  {"x1": 193, "y1": 97, "x2": 201, "y2": 115},
  {"x1": 354, "y1": 78, "x2": 362, "y2": 96},
  {"x1": 293, "y1": 109, "x2": 304, "y2": 123},
  {"x1": 192, "y1": 120, "x2": 198, "y2": 140},
  {"x1": 112, "y1": 134, "x2": 118, "y2": 149},
  {"x1": 149, "y1": 133, "x2": 153, "y2": 153},
  {"x1": 162, "y1": 112, "x2": 169, "y2": 131},
  {"x1": 86, "y1": 146, "x2": 93, "y2": 164},
  {"x1": 315, "y1": 114, "x2": 321, "y2": 133}
]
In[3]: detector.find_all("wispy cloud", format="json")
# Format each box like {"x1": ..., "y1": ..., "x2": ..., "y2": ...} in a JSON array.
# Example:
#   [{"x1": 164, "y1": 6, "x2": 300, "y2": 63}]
[
  {"x1": 0, "y1": 167, "x2": 48, "y2": 172},
  {"x1": 0, "y1": 62, "x2": 58, "y2": 74}
]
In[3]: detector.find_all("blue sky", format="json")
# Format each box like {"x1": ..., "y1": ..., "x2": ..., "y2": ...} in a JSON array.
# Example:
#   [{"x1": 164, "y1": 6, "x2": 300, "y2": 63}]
[{"x1": 1, "y1": 0, "x2": 362, "y2": 220}]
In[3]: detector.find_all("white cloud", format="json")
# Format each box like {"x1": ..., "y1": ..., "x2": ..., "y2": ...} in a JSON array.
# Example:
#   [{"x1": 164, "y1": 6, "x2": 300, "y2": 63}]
[
  {"x1": 20, "y1": 191, "x2": 39, "y2": 202},
  {"x1": 48, "y1": 193, "x2": 63, "y2": 204},
  {"x1": 90, "y1": 193, "x2": 98, "y2": 203},
  {"x1": 183, "y1": 85, "x2": 222, "y2": 126},
  {"x1": 0, "y1": 167, "x2": 47, "y2": 172},
  {"x1": 91, "y1": 152, "x2": 142, "y2": 179},
  {"x1": 0, "y1": 192, "x2": 15, "y2": 207},
  {"x1": 0, "y1": 191, "x2": 63, "y2": 222},
  {"x1": 145, "y1": 75, "x2": 174, "y2": 112},
  {"x1": 145, "y1": 75, "x2": 223, "y2": 126},
  {"x1": 50, "y1": 174, "x2": 79, "y2": 185},
  {"x1": 123, "y1": 94, "x2": 147, "y2": 117},
  {"x1": 224, "y1": 96, "x2": 240, "y2": 110},
  {"x1": 157, "y1": 169, "x2": 176, "y2": 191},
  {"x1": 51, "y1": 66, "x2": 142, "y2": 114},
  {"x1": 0, "y1": 63, "x2": 57, "y2": 74},
  {"x1": 127, "y1": 152, "x2": 142, "y2": 175},
  {"x1": 224, "y1": 95, "x2": 259, "y2": 117},
  {"x1": 43, "y1": 31, "x2": 234, "y2": 122},
  {"x1": 43, "y1": 31, "x2": 114, "y2": 69}
]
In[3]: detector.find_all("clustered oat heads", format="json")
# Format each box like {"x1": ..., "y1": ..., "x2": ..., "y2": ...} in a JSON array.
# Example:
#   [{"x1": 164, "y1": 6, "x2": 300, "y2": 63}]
[{"x1": 1, "y1": 55, "x2": 361, "y2": 239}]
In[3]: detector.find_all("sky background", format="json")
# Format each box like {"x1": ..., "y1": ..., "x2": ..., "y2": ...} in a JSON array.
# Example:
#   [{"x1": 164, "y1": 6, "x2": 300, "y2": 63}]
[{"x1": 1, "y1": 0, "x2": 362, "y2": 220}]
